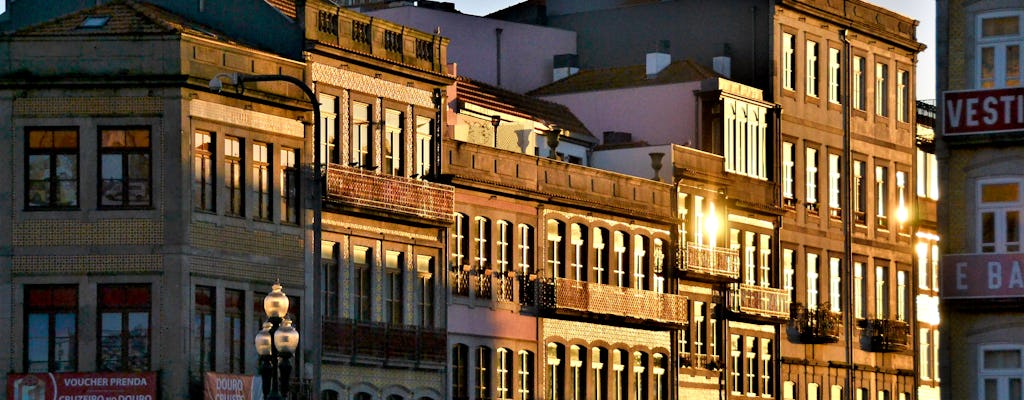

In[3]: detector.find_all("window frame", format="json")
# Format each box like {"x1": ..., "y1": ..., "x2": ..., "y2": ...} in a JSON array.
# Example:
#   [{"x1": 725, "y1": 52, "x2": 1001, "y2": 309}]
[
  {"x1": 782, "y1": 32, "x2": 796, "y2": 91},
  {"x1": 252, "y1": 141, "x2": 271, "y2": 220},
  {"x1": 976, "y1": 11, "x2": 1023, "y2": 89},
  {"x1": 806, "y1": 40, "x2": 820, "y2": 98},
  {"x1": 224, "y1": 135, "x2": 245, "y2": 217},
  {"x1": 98, "y1": 127, "x2": 152, "y2": 209},
  {"x1": 26, "y1": 127, "x2": 80, "y2": 210},
  {"x1": 97, "y1": 284, "x2": 151, "y2": 372},
  {"x1": 25, "y1": 285, "x2": 78, "y2": 372}
]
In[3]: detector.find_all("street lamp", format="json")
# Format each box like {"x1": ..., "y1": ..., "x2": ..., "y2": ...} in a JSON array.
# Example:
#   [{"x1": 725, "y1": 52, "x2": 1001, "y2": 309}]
[{"x1": 256, "y1": 282, "x2": 300, "y2": 400}]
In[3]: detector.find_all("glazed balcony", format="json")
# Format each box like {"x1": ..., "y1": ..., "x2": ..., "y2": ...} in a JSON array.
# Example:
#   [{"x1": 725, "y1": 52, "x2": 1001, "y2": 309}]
[
  {"x1": 537, "y1": 277, "x2": 688, "y2": 329},
  {"x1": 321, "y1": 318, "x2": 446, "y2": 368},
  {"x1": 324, "y1": 165, "x2": 454, "y2": 226},
  {"x1": 789, "y1": 303, "x2": 843, "y2": 344},
  {"x1": 726, "y1": 283, "x2": 792, "y2": 321},
  {"x1": 861, "y1": 318, "x2": 910, "y2": 352},
  {"x1": 678, "y1": 242, "x2": 740, "y2": 282}
]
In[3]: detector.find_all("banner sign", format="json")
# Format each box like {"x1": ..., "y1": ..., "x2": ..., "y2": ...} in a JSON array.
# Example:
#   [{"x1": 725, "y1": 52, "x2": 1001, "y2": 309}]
[
  {"x1": 203, "y1": 372, "x2": 260, "y2": 400},
  {"x1": 942, "y1": 253, "x2": 1024, "y2": 298},
  {"x1": 7, "y1": 372, "x2": 156, "y2": 400},
  {"x1": 943, "y1": 87, "x2": 1024, "y2": 135}
]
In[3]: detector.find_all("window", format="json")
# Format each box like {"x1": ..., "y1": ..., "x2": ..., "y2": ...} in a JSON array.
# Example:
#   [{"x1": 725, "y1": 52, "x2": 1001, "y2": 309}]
[
  {"x1": 546, "y1": 343, "x2": 564, "y2": 400},
  {"x1": 193, "y1": 286, "x2": 214, "y2": 378},
  {"x1": 745, "y1": 338, "x2": 757, "y2": 395},
  {"x1": 761, "y1": 339, "x2": 773, "y2": 396},
  {"x1": 633, "y1": 352, "x2": 648, "y2": 400},
  {"x1": 280, "y1": 147, "x2": 299, "y2": 224},
  {"x1": 253, "y1": 142, "x2": 271, "y2": 220},
  {"x1": 879, "y1": 390, "x2": 890, "y2": 400},
  {"x1": 633, "y1": 235, "x2": 649, "y2": 290},
  {"x1": 497, "y1": 221, "x2": 511, "y2": 274},
  {"x1": 476, "y1": 217, "x2": 493, "y2": 271},
  {"x1": 612, "y1": 349, "x2": 627, "y2": 400},
  {"x1": 829, "y1": 257, "x2": 842, "y2": 312},
  {"x1": 570, "y1": 345, "x2": 586, "y2": 400},
  {"x1": 694, "y1": 301, "x2": 706, "y2": 355},
  {"x1": 806, "y1": 40, "x2": 819, "y2": 97},
  {"x1": 27, "y1": 128, "x2": 79, "y2": 209},
  {"x1": 782, "y1": 33, "x2": 796, "y2": 91},
  {"x1": 807, "y1": 253, "x2": 820, "y2": 308},
  {"x1": 323, "y1": 242, "x2": 339, "y2": 318},
  {"x1": 613, "y1": 231, "x2": 628, "y2": 287},
  {"x1": 876, "y1": 166, "x2": 889, "y2": 229},
  {"x1": 783, "y1": 248, "x2": 795, "y2": 303},
  {"x1": 99, "y1": 128, "x2": 151, "y2": 208},
  {"x1": 518, "y1": 350, "x2": 534, "y2": 400},
  {"x1": 783, "y1": 381, "x2": 797, "y2": 400},
  {"x1": 98, "y1": 284, "x2": 150, "y2": 371},
  {"x1": 594, "y1": 227, "x2": 608, "y2": 284},
  {"x1": 547, "y1": 220, "x2": 565, "y2": 279},
  {"x1": 453, "y1": 213, "x2": 469, "y2": 267},
  {"x1": 518, "y1": 224, "x2": 535, "y2": 275},
  {"x1": 979, "y1": 180, "x2": 1022, "y2": 253},
  {"x1": 224, "y1": 136, "x2": 244, "y2": 216},
  {"x1": 832, "y1": 385, "x2": 844, "y2": 400},
  {"x1": 25, "y1": 285, "x2": 77, "y2": 372},
  {"x1": 653, "y1": 353, "x2": 668, "y2": 400},
  {"x1": 854, "y1": 160, "x2": 866, "y2": 224},
  {"x1": 194, "y1": 131, "x2": 215, "y2": 211},
  {"x1": 876, "y1": 62, "x2": 889, "y2": 117},
  {"x1": 453, "y1": 344, "x2": 469, "y2": 400},
  {"x1": 497, "y1": 348, "x2": 512, "y2": 400},
  {"x1": 875, "y1": 266, "x2": 889, "y2": 318},
  {"x1": 592, "y1": 347, "x2": 607, "y2": 400},
  {"x1": 897, "y1": 70, "x2": 911, "y2": 122},
  {"x1": 416, "y1": 255, "x2": 435, "y2": 327},
  {"x1": 570, "y1": 224, "x2": 588, "y2": 281},
  {"x1": 783, "y1": 141, "x2": 796, "y2": 206},
  {"x1": 853, "y1": 56, "x2": 866, "y2": 110},
  {"x1": 354, "y1": 246, "x2": 372, "y2": 321},
  {"x1": 977, "y1": 12, "x2": 1022, "y2": 88},
  {"x1": 917, "y1": 148, "x2": 939, "y2": 200},
  {"x1": 897, "y1": 270, "x2": 908, "y2": 321},
  {"x1": 809, "y1": 383, "x2": 820, "y2": 400},
  {"x1": 829, "y1": 47, "x2": 841, "y2": 103},
  {"x1": 806, "y1": 147, "x2": 819, "y2": 213},
  {"x1": 415, "y1": 116, "x2": 434, "y2": 179},
  {"x1": 385, "y1": 251, "x2": 404, "y2": 325},
  {"x1": 225, "y1": 289, "x2": 244, "y2": 373},
  {"x1": 653, "y1": 239, "x2": 666, "y2": 293},
  {"x1": 320, "y1": 94, "x2": 339, "y2": 164},
  {"x1": 723, "y1": 99, "x2": 768, "y2": 180},
  {"x1": 477, "y1": 346, "x2": 492, "y2": 400},
  {"x1": 731, "y1": 335, "x2": 742, "y2": 393},
  {"x1": 351, "y1": 101, "x2": 372, "y2": 168},
  {"x1": 896, "y1": 171, "x2": 908, "y2": 231},
  {"x1": 980, "y1": 346, "x2": 1024, "y2": 400},
  {"x1": 384, "y1": 108, "x2": 404, "y2": 176},
  {"x1": 854, "y1": 262, "x2": 866, "y2": 319},
  {"x1": 828, "y1": 153, "x2": 841, "y2": 219}
]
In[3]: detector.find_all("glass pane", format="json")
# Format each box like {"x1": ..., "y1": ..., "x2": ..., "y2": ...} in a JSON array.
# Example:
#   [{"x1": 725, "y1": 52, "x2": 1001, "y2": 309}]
[
  {"x1": 57, "y1": 181, "x2": 78, "y2": 207},
  {"x1": 28, "y1": 155, "x2": 50, "y2": 180},
  {"x1": 55, "y1": 155, "x2": 77, "y2": 180},
  {"x1": 27, "y1": 314, "x2": 49, "y2": 371},
  {"x1": 1008, "y1": 211, "x2": 1020, "y2": 245},
  {"x1": 982, "y1": 47, "x2": 996, "y2": 88},
  {"x1": 983, "y1": 212, "x2": 996, "y2": 247},
  {"x1": 102, "y1": 154, "x2": 123, "y2": 180},
  {"x1": 100, "y1": 313, "x2": 123, "y2": 371},
  {"x1": 127, "y1": 129, "x2": 150, "y2": 147},
  {"x1": 983, "y1": 16, "x2": 1021, "y2": 37},
  {"x1": 1008, "y1": 45, "x2": 1020, "y2": 88},
  {"x1": 984, "y1": 379, "x2": 998, "y2": 400},
  {"x1": 53, "y1": 130, "x2": 77, "y2": 148},
  {"x1": 985, "y1": 349, "x2": 1022, "y2": 368},
  {"x1": 102, "y1": 130, "x2": 126, "y2": 147},
  {"x1": 1012, "y1": 379, "x2": 1022, "y2": 400},
  {"x1": 54, "y1": 313, "x2": 76, "y2": 371},
  {"x1": 128, "y1": 312, "x2": 149, "y2": 371}
]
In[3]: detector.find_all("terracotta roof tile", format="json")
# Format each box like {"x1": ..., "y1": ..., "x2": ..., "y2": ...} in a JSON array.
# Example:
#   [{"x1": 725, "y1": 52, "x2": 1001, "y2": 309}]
[
  {"x1": 264, "y1": 0, "x2": 297, "y2": 19},
  {"x1": 457, "y1": 76, "x2": 593, "y2": 140},
  {"x1": 528, "y1": 59, "x2": 720, "y2": 96},
  {"x1": 12, "y1": 0, "x2": 233, "y2": 42}
]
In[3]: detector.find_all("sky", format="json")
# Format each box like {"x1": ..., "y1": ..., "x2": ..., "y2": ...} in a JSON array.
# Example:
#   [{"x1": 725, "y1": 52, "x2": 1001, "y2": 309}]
[{"x1": 451, "y1": 0, "x2": 938, "y2": 101}]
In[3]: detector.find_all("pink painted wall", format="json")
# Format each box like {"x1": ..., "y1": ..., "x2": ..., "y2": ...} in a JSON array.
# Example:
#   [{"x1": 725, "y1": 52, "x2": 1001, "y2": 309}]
[{"x1": 448, "y1": 304, "x2": 537, "y2": 341}]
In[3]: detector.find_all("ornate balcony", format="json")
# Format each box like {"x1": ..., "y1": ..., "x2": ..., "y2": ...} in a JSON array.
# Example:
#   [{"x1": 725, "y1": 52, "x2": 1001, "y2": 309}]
[
  {"x1": 789, "y1": 302, "x2": 843, "y2": 344},
  {"x1": 861, "y1": 318, "x2": 910, "y2": 352},
  {"x1": 727, "y1": 283, "x2": 792, "y2": 321},
  {"x1": 678, "y1": 242, "x2": 740, "y2": 281},
  {"x1": 450, "y1": 267, "x2": 521, "y2": 304},
  {"x1": 324, "y1": 164, "x2": 454, "y2": 225},
  {"x1": 537, "y1": 277, "x2": 688, "y2": 329},
  {"x1": 321, "y1": 318, "x2": 446, "y2": 367}
]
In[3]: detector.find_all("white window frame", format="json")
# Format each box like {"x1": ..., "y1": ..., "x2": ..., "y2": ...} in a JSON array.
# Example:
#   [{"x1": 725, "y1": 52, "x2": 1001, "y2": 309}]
[
  {"x1": 806, "y1": 40, "x2": 819, "y2": 97},
  {"x1": 875, "y1": 63, "x2": 889, "y2": 117},
  {"x1": 853, "y1": 56, "x2": 866, "y2": 111},
  {"x1": 978, "y1": 178, "x2": 1023, "y2": 253},
  {"x1": 897, "y1": 70, "x2": 910, "y2": 122},
  {"x1": 978, "y1": 345, "x2": 1024, "y2": 400},
  {"x1": 783, "y1": 33, "x2": 796, "y2": 91},
  {"x1": 807, "y1": 253, "x2": 820, "y2": 308},
  {"x1": 854, "y1": 262, "x2": 865, "y2": 319},
  {"x1": 829, "y1": 257, "x2": 841, "y2": 312},
  {"x1": 783, "y1": 141, "x2": 796, "y2": 203},
  {"x1": 976, "y1": 11, "x2": 1023, "y2": 89},
  {"x1": 829, "y1": 47, "x2": 841, "y2": 103},
  {"x1": 806, "y1": 147, "x2": 819, "y2": 208},
  {"x1": 828, "y1": 153, "x2": 842, "y2": 218}
]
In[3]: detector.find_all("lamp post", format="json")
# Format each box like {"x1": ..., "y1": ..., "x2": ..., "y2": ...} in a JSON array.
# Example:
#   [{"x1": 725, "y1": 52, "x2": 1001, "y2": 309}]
[
  {"x1": 210, "y1": 72, "x2": 321, "y2": 400},
  {"x1": 256, "y1": 282, "x2": 300, "y2": 400}
]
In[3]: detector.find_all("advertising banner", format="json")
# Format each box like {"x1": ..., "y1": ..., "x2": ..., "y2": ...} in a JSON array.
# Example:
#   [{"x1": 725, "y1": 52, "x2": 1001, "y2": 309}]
[
  {"x1": 7, "y1": 372, "x2": 156, "y2": 400},
  {"x1": 943, "y1": 87, "x2": 1024, "y2": 135},
  {"x1": 203, "y1": 372, "x2": 261, "y2": 400}
]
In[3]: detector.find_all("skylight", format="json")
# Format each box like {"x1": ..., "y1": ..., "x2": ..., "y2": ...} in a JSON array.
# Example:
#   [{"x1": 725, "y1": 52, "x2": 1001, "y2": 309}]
[{"x1": 79, "y1": 16, "x2": 110, "y2": 28}]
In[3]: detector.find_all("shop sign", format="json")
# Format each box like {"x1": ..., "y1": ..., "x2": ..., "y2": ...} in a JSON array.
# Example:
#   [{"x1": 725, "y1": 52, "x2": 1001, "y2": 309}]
[
  {"x1": 942, "y1": 253, "x2": 1024, "y2": 298},
  {"x1": 7, "y1": 372, "x2": 156, "y2": 400},
  {"x1": 203, "y1": 372, "x2": 260, "y2": 400},
  {"x1": 944, "y1": 87, "x2": 1024, "y2": 135}
]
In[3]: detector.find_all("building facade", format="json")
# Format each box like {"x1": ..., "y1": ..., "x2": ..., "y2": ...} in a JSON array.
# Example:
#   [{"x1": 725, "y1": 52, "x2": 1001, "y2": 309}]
[{"x1": 936, "y1": 1, "x2": 1024, "y2": 400}]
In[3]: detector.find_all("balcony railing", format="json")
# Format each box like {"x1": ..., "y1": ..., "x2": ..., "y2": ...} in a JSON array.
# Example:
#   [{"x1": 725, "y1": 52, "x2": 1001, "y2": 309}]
[
  {"x1": 324, "y1": 165, "x2": 454, "y2": 225},
  {"x1": 450, "y1": 267, "x2": 519, "y2": 304},
  {"x1": 321, "y1": 318, "x2": 446, "y2": 366},
  {"x1": 679, "y1": 242, "x2": 740, "y2": 280},
  {"x1": 790, "y1": 302, "x2": 843, "y2": 344},
  {"x1": 538, "y1": 277, "x2": 688, "y2": 327},
  {"x1": 727, "y1": 283, "x2": 792, "y2": 320},
  {"x1": 861, "y1": 318, "x2": 910, "y2": 352},
  {"x1": 679, "y1": 352, "x2": 721, "y2": 370}
]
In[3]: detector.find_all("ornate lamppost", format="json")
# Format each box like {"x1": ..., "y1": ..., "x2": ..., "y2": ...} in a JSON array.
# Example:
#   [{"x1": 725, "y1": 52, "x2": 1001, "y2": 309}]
[{"x1": 255, "y1": 282, "x2": 300, "y2": 400}]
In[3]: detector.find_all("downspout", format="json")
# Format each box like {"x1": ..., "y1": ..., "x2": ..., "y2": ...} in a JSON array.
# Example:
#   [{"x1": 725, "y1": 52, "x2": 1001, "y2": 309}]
[
  {"x1": 495, "y1": 28, "x2": 503, "y2": 87},
  {"x1": 840, "y1": 28, "x2": 855, "y2": 400}
]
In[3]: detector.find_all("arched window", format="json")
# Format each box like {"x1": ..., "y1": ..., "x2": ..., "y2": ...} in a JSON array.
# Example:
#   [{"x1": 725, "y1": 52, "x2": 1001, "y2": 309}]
[
  {"x1": 497, "y1": 348, "x2": 513, "y2": 399},
  {"x1": 518, "y1": 350, "x2": 535, "y2": 400},
  {"x1": 593, "y1": 227, "x2": 609, "y2": 285},
  {"x1": 591, "y1": 347, "x2": 607, "y2": 400},
  {"x1": 321, "y1": 389, "x2": 339, "y2": 400},
  {"x1": 475, "y1": 217, "x2": 492, "y2": 270},
  {"x1": 477, "y1": 346, "x2": 492, "y2": 400},
  {"x1": 633, "y1": 235, "x2": 649, "y2": 290},
  {"x1": 546, "y1": 343, "x2": 565, "y2": 400},
  {"x1": 453, "y1": 213, "x2": 469, "y2": 267},
  {"x1": 569, "y1": 345, "x2": 586, "y2": 400},
  {"x1": 452, "y1": 344, "x2": 469, "y2": 400},
  {"x1": 547, "y1": 220, "x2": 566, "y2": 279},
  {"x1": 518, "y1": 224, "x2": 535, "y2": 275},
  {"x1": 570, "y1": 224, "x2": 588, "y2": 281},
  {"x1": 633, "y1": 352, "x2": 649, "y2": 400}
]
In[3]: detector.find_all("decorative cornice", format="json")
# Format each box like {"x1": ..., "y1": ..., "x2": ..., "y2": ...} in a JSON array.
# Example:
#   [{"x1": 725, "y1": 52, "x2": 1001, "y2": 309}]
[
  {"x1": 311, "y1": 62, "x2": 434, "y2": 108},
  {"x1": 189, "y1": 99, "x2": 304, "y2": 138}
]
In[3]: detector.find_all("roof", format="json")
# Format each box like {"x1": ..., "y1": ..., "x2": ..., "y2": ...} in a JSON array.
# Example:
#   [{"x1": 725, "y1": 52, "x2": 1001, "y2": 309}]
[
  {"x1": 10, "y1": 0, "x2": 235, "y2": 42},
  {"x1": 264, "y1": 0, "x2": 297, "y2": 19},
  {"x1": 457, "y1": 76, "x2": 593, "y2": 140},
  {"x1": 528, "y1": 59, "x2": 720, "y2": 96}
]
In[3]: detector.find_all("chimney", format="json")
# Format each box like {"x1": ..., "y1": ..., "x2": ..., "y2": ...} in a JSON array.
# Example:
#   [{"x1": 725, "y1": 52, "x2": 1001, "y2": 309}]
[
  {"x1": 553, "y1": 54, "x2": 579, "y2": 82},
  {"x1": 713, "y1": 56, "x2": 731, "y2": 78},
  {"x1": 646, "y1": 40, "x2": 671, "y2": 77}
]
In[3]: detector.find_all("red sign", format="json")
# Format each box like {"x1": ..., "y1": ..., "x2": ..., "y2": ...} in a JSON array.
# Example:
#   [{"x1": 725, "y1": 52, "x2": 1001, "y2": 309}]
[
  {"x1": 942, "y1": 253, "x2": 1024, "y2": 298},
  {"x1": 943, "y1": 87, "x2": 1024, "y2": 135},
  {"x1": 7, "y1": 372, "x2": 156, "y2": 400},
  {"x1": 203, "y1": 372, "x2": 259, "y2": 400}
]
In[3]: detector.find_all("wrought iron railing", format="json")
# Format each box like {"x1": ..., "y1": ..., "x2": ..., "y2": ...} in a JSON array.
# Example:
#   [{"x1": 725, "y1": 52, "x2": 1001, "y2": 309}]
[
  {"x1": 321, "y1": 318, "x2": 446, "y2": 365},
  {"x1": 862, "y1": 318, "x2": 910, "y2": 352},
  {"x1": 790, "y1": 302, "x2": 843, "y2": 344},
  {"x1": 727, "y1": 283, "x2": 792, "y2": 320},
  {"x1": 539, "y1": 277, "x2": 688, "y2": 325},
  {"x1": 496, "y1": 272, "x2": 515, "y2": 303},
  {"x1": 679, "y1": 242, "x2": 740, "y2": 280},
  {"x1": 451, "y1": 267, "x2": 470, "y2": 296},
  {"x1": 324, "y1": 165, "x2": 454, "y2": 224},
  {"x1": 679, "y1": 352, "x2": 720, "y2": 370}
]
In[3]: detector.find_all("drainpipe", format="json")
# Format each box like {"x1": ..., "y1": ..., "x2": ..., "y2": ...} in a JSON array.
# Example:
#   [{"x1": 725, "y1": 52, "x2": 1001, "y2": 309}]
[{"x1": 840, "y1": 28, "x2": 855, "y2": 400}]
